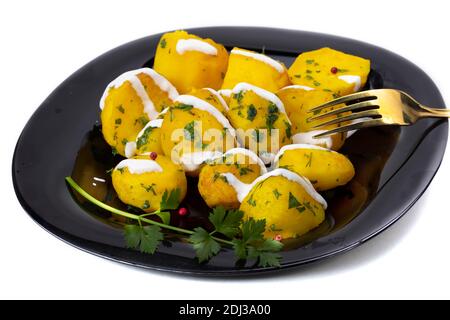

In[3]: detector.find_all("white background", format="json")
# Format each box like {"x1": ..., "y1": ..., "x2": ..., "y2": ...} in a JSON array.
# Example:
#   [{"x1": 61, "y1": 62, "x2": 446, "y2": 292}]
[{"x1": 1, "y1": 0, "x2": 449, "y2": 300}]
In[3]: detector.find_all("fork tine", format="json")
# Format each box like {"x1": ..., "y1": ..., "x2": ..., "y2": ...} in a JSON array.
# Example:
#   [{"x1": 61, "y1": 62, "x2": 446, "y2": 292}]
[
  {"x1": 313, "y1": 119, "x2": 386, "y2": 138},
  {"x1": 308, "y1": 91, "x2": 377, "y2": 114},
  {"x1": 308, "y1": 101, "x2": 379, "y2": 122},
  {"x1": 311, "y1": 110, "x2": 381, "y2": 128}
]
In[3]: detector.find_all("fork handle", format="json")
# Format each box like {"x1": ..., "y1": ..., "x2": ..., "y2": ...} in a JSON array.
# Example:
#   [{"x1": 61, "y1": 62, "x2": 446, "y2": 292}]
[{"x1": 418, "y1": 105, "x2": 450, "y2": 118}]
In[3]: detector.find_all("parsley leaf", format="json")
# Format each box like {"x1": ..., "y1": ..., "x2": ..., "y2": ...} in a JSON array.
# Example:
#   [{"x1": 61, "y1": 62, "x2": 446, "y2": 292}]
[
  {"x1": 160, "y1": 188, "x2": 181, "y2": 210},
  {"x1": 209, "y1": 206, "x2": 243, "y2": 238},
  {"x1": 160, "y1": 38, "x2": 167, "y2": 48},
  {"x1": 189, "y1": 227, "x2": 221, "y2": 262},
  {"x1": 124, "y1": 224, "x2": 163, "y2": 254}
]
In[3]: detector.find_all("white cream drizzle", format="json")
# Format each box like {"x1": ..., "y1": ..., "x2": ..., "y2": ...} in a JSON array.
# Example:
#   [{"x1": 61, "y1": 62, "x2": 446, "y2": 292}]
[
  {"x1": 292, "y1": 131, "x2": 333, "y2": 150},
  {"x1": 221, "y1": 168, "x2": 327, "y2": 209},
  {"x1": 175, "y1": 95, "x2": 236, "y2": 137},
  {"x1": 204, "y1": 88, "x2": 229, "y2": 111},
  {"x1": 115, "y1": 159, "x2": 163, "y2": 174},
  {"x1": 99, "y1": 68, "x2": 178, "y2": 119},
  {"x1": 279, "y1": 85, "x2": 315, "y2": 91},
  {"x1": 218, "y1": 89, "x2": 232, "y2": 97},
  {"x1": 124, "y1": 142, "x2": 137, "y2": 158},
  {"x1": 232, "y1": 82, "x2": 289, "y2": 120},
  {"x1": 231, "y1": 48, "x2": 285, "y2": 73},
  {"x1": 208, "y1": 148, "x2": 267, "y2": 174},
  {"x1": 179, "y1": 151, "x2": 223, "y2": 172},
  {"x1": 272, "y1": 143, "x2": 332, "y2": 165},
  {"x1": 176, "y1": 39, "x2": 218, "y2": 55},
  {"x1": 338, "y1": 75, "x2": 362, "y2": 92}
]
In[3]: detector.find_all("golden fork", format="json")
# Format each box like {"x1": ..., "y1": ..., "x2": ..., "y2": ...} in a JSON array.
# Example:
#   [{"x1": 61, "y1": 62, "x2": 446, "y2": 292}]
[{"x1": 307, "y1": 89, "x2": 449, "y2": 137}]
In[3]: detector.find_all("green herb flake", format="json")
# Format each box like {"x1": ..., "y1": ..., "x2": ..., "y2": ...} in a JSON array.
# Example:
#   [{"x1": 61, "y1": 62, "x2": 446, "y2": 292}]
[
  {"x1": 247, "y1": 104, "x2": 257, "y2": 121},
  {"x1": 115, "y1": 118, "x2": 122, "y2": 125},
  {"x1": 247, "y1": 194, "x2": 257, "y2": 207},
  {"x1": 273, "y1": 189, "x2": 282, "y2": 199},
  {"x1": 288, "y1": 192, "x2": 301, "y2": 209},
  {"x1": 136, "y1": 126, "x2": 154, "y2": 149},
  {"x1": 141, "y1": 183, "x2": 157, "y2": 195},
  {"x1": 305, "y1": 152, "x2": 313, "y2": 167},
  {"x1": 313, "y1": 81, "x2": 321, "y2": 87},
  {"x1": 117, "y1": 105, "x2": 125, "y2": 113},
  {"x1": 239, "y1": 166, "x2": 254, "y2": 176},
  {"x1": 160, "y1": 38, "x2": 167, "y2": 48},
  {"x1": 284, "y1": 120, "x2": 292, "y2": 138},
  {"x1": 233, "y1": 91, "x2": 244, "y2": 103},
  {"x1": 183, "y1": 121, "x2": 196, "y2": 141},
  {"x1": 306, "y1": 59, "x2": 315, "y2": 65}
]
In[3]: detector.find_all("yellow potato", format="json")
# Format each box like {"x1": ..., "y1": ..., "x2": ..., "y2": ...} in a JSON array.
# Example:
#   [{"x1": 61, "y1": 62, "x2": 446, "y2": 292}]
[
  {"x1": 274, "y1": 145, "x2": 355, "y2": 191},
  {"x1": 101, "y1": 68, "x2": 178, "y2": 157},
  {"x1": 227, "y1": 84, "x2": 292, "y2": 161},
  {"x1": 188, "y1": 88, "x2": 228, "y2": 115},
  {"x1": 198, "y1": 149, "x2": 266, "y2": 208},
  {"x1": 221, "y1": 47, "x2": 290, "y2": 92},
  {"x1": 277, "y1": 86, "x2": 347, "y2": 150},
  {"x1": 288, "y1": 47, "x2": 370, "y2": 95},
  {"x1": 154, "y1": 30, "x2": 229, "y2": 94},
  {"x1": 111, "y1": 155, "x2": 187, "y2": 212},
  {"x1": 240, "y1": 174, "x2": 325, "y2": 239},
  {"x1": 159, "y1": 97, "x2": 236, "y2": 175}
]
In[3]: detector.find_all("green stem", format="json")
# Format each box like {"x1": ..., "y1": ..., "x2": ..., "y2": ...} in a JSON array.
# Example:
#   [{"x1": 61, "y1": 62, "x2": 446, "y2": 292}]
[{"x1": 65, "y1": 177, "x2": 233, "y2": 246}]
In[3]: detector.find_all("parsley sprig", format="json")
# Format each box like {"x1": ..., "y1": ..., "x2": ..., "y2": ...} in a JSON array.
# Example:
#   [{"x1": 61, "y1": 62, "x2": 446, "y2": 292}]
[{"x1": 65, "y1": 177, "x2": 283, "y2": 267}]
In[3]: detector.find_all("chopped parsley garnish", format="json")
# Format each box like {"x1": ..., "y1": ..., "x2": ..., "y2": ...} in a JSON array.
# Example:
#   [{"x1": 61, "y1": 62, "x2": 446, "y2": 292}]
[
  {"x1": 273, "y1": 189, "x2": 282, "y2": 199},
  {"x1": 247, "y1": 194, "x2": 257, "y2": 207},
  {"x1": 141, "y1": 183, "x2": 157, "y2": 195},
  {"x1": 306, "y1": 59, "x2": 315, "y2": 64},
  {"x1": 247, "y1": 104, "x2": 257, "y2": 121},
  {"x1": 115, "y1": 118, "x2": 122, "y2": 125},
  {"x1": 174, "y1": 103, "x2": 194, "y2": 111},
  {"x1": 305, "y1": 152, "x2": 313, "y2": 167},
  {"x1": 284, "y1": 120, "x2": 292, "y2": 138},
  {"x1": 136, "y1": 126, "x2": 154, "y2": 149},
  {"x1": 233, "y1": 91, "x2": 244, "y2": 103},
  {"x1": 121, "y1": 138, "x2": 128, "y2": 146},
  {"x1": 117, "y1": 105, "x2": 125, "y2": 113},
  {"x1": 238, "y1": 166, "x2": 254, "y2": 176},
  {"x1": 160, "y1": 38, "x2": 167, "y2": 48},
  {"x1": 266, "y1": 103, "x2": 279, "y2": 131},
  {"x1": 313, "y1": 81, "x2": 321, "y2": 87},
  {"x1": 183, "y1": 121, "x2": 196, "y2": 141},
  {"x1": 135, "y1": 116, "x2": 149, "y2": 126}
]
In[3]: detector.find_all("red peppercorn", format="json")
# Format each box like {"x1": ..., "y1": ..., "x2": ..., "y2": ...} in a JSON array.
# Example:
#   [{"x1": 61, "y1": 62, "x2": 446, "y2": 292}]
[
  {"x1": 149, "y1": 152, "x2": 157, "y2": 160},
  {"x1": 330, "y1": 67, "x2": 338, "y2": 74},
  {"x1": 274, "y1": 234, "x2": 282, "y2": 241},
  {"x1": 178, "y1": 207, "x2": 188, "y2": 216}
]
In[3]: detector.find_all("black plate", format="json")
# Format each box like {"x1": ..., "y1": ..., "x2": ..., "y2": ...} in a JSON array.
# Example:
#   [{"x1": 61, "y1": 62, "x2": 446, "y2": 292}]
[{"x1": 12, "y1": 27, "x2": 447, "y2": 276}]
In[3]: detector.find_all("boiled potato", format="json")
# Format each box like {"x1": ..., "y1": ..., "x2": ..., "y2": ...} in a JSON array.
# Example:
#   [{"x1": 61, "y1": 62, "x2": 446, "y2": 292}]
[
  {"x1": 274, "y1": 145, "x2": 355, "y2": 191},
  {"x1": 239, "y1": 169, "x2": 326, "y2": 239},
  {"x1": 221, "y1": 48, "x2": 290, "y2": 92},
  {"x1": 160, "y1": 95, "x2": 237, "y2": 175},
  {"x1": 198, "y1": 148, "x2": 267, "y2": 208},
  {"x1": 101, "y1": 68, "x2": 178, "y2": 157},
  {"x1": 188, "y1": 88, "x2": 229, "y2": 114},
  {"x1": 154, "y1": 30, "x2": 229, "y2": 94},
  {"x1": 288, "y1": 47, "x2": 370, "y2": 95},
  {"x1": 227, "y1": 83, "x2": 292, "y2": 163},
  {"x1": 277, "y1": 86, "x2": 348, "y2": 150},
  {"x1": 111, "y1": 155, "x2": 187, "y2": 212}
]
